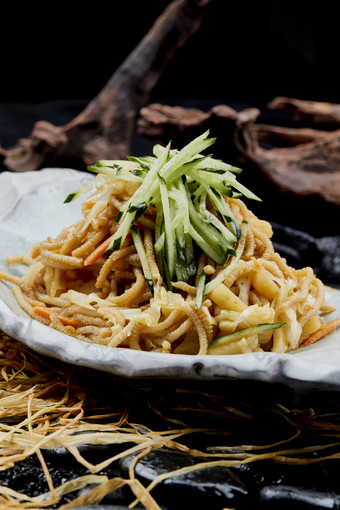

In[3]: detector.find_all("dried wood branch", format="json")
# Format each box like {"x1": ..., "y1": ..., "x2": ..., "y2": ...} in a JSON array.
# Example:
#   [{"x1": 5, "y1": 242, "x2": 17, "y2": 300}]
[
  {"x1": 137, "y1": 102, "x2": 260, "y2": 166},
  {"x1": 138, "y1": 99, "x2": 340, "y2": 208},
  {"x1": 1, "y1": 0, "x2": 213, "y2": 173},
  {"x1": 253, "y1": 124, "x2": 329, "y2": 147},
  {"x1": 254, "y1": 129, "x2": 340, "y2": 205},
  {"x1": 268, "y1": 97, "x2": 340, "y2": 126}
]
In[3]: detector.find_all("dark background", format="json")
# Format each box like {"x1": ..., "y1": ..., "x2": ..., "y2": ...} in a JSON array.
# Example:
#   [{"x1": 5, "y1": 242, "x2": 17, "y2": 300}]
[
  {"x1": 0, "y1": 0, "x2": 339, "y2": 238},
  {"x1": 0, "y1": 1, "x2": 338, "y2": 106},
  {"x1": 1, "y1": 0, "x2": 339, "y2": 239}
]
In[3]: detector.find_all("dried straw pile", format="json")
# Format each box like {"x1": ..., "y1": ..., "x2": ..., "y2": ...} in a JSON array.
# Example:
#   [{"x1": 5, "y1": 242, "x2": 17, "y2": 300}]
[{"x1": 1, "y1": 330, "x2": 340, "y2": 509}]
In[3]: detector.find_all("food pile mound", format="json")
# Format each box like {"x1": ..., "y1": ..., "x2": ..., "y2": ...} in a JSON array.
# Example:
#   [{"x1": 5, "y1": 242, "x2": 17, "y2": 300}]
[{"x1": 0, "y1": 131, "x2": 337, "y2": 355}]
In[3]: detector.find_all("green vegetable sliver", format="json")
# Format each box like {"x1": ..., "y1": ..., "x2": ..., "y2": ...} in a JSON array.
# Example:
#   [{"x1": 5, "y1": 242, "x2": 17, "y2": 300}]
[
  {"x1": 106, "y1": 143, "x2": 171, "y2": 252},
  {"x1": 158, "y1": 173, "x2": 176, "y2": 280},
  {"x1": 204, "y1": 220, "x2": 248, "y2": 295},
  {"x1": 208, "y1": 323, "x2": 287, "y2": 350},
  {"x1": 131, "y1": 226, "x2": 154, "y2": 294}
]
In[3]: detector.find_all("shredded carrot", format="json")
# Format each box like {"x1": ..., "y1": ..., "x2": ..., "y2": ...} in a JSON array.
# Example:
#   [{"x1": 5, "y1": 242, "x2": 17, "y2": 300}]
[
  {"x1": 300, "y1": 318, "x2": 340, "y2": 348},
  {"x1": 33, "y1": 306, "x2": 84, "y2": 328},
  {"x1": 84, "y1": 233, "x2": 116, "y2": 266}
]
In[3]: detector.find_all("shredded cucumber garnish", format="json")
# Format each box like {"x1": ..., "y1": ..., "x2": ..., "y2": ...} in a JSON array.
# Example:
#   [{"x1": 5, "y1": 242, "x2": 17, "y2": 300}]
[
  {"x1": 104, "y1": 130, "x2": 258, "y2": 288},
  {"x1": 65, "y1": 130, "x2": 261, "y2": 291}
]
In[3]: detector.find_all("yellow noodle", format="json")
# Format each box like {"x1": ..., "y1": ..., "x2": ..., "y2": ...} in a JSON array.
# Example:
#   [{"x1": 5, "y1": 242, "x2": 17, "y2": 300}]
[
  {"x1": 129, "y1": 289, "x2": 153, "y2": 307},
  {"x1": 0, "y1": 270, "x2": 22, "y2": 286},
  {"x1": 5, "y1": 254, "x2": 25, "y2": 265},
  {"x1": 96, "y1": 245, "x2": 136, "y2": 290},
  {"x1": 144, "y1": 228, "x2": 162, "y2": 282},
  {"x1": 109, "y1": 268, "x2": 146, "y2": 306},
  {"x1": 40, "y1": 251, "x2": 84, "y2": 270},
  {"x1": 159, "y1": 318, "x2": 192, "y2": 344},
  {"x1": 298, "y1": 278, "x2": 325, "y2": 328},
  {"x1": 171, "y1": 281, "x2": 197, "y2": 295},
  {"x1": 107, "y1": 324, "x2": 132, "y2": 348},
  {"x1": 49, "y1": 313, "x2": 89, "y2": 342},
  {"x1": 223, "y1": 259, "x2": 255, "y2": 289},
  {"x1": 98, "y1": 307, "x2": 126, "y2": 327},
  {"x1": 128, "y1": 323, "x2": 144, "y2": 351},
  {"x1": 198, "y1": 306, "x2": 215, "y2": 345},
  {"x1": 125, "y1": 253, "x2": 142, "y2": 267},
  {"x1": 252, "y1": 227, "x2": 275, "y2": 259},
  {"x1": 35, "y1": 287, "x2": 68, "y2": 307},
  {"x1": 12, "y1": 287, "x2": 49, "y2": 326},
  {"x1": 181, "y1": 301, "x2": 208, "y2": 355},
  {"x1": 143, "y1": 309, "x2": 184, "y2": 336},
  {"x1": 18, "y1": 284, "x2": 42, "y2": 307},
  {"x1": 72, "y1": 225, "x2": 110, "y2": 258}
]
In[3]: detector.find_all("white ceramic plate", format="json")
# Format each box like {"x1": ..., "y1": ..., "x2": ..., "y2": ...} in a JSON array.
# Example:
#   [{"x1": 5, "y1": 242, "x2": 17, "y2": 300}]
[{"x1": 1, "y1": 168, "x2": 340, "y2": 390}]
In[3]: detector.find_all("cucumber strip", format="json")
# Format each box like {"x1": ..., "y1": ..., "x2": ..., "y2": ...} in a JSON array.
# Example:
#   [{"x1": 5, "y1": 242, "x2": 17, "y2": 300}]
[
  {"x1": 154, "y1": 228, "x2": 173, "y2": 291},
  {"x1": 87, "y1": 160, "x2": 144, "y2": 182},
  {"x1": 127, "y1": 155, "x2": 154, "y2": 170},
  {"x1": 187, "y1": 223, "x2": 227, "y2": 266},
  {"x1": 205, "y1": 186, "x2": 241, "y2": 238},
  {"x1": 208, "y1": 322, "x2": 286, "y2": 350},
  {"x1": 131, "y1": 226, "x2": 154, "y2": 294},
  {"x1": 158, "y1": 174, "x2": 176, "y2": 280},
  {"x1": 64, "y1": 179, "x2": 96, "y2": 203},
  {"x1": 195, "y1": 271, "x2": 206, "y2": 310},
  {"x1": 162, "y1": 155, "x2": 209, "y2": 185},
  {"x1": 189, "y1": 165, "x2": 261, "y2": 202},
  {"x1": 196, "y1": 156, "x2": 243, "y2": 174},
  {"x1": 161, "y1": 252, "x2": 173, "y2": 291},
  {"x1": 154, "y1": 230, "x2": 166, "y2": 284},
  {"x1": 119, "y1": 142, "x2": 170, "y2": 222},
  {"x1": 154, "y1": 200, "x2": 164, "y2": 246},
  {"x1": 159, "y1": 130, "x2": 215, "y2": 182},
  {"x1": 154, "y1": 230, "x2": 165, "y2": 254},
  {"x1": 107, "y1": 142, "x2": 171, "y2": 252},
  {"x1": 154, "y1": 201, "x2": 166, "y2": 284},
  {"x1": 174, "y1": 236, "x2": 196, "y2": 282},
  {"x1": 196, "y1": 190, "x2": 238, "y2": 246},
  {"x1": 168, "y1": 178, "x2": 197, "y2": 282},
  {"x1": 185, "y1": 188, "x2": 231, "y2": 264},
  {"x1": 204, "y1": 221, "x2": 248, "y2": 295},
  {"x1": 152, "y1": 144, "x2": 177, "y2": 159}
]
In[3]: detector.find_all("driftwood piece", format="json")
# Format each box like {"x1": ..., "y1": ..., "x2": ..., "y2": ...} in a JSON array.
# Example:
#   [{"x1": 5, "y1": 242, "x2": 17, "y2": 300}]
[
  {"x1": 268, "y1": 97, "x2": 340, "y2": 126},
  {"x1": 137, "y1": 102, "x2": 260, "y2": 166},
  {"x1": 254, "y1": 124, "x2": 329, "y2": 147},
  {"x1": 0, "y1": 0, "x2": 213, "y2": 173},
  {"x1": 254, "y1": 129, "x2": 340, "y2": 204},
  {"x1": 137, "y1": 100, "x2": 340, "y2": 208}
]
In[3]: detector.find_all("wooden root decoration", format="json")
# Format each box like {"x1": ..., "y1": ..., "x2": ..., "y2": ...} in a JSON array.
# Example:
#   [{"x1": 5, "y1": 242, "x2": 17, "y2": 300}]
[
  {"x1": 0, "y1": 0, "x2": 212, "y2": 173},
  {"x1": 137, "y1": 98, "x2": 340, "y2": 209}
]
